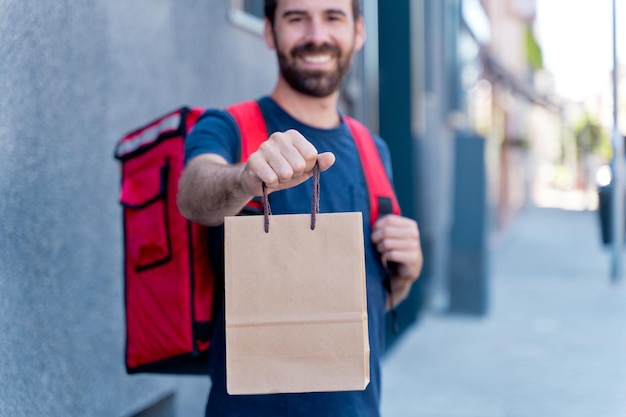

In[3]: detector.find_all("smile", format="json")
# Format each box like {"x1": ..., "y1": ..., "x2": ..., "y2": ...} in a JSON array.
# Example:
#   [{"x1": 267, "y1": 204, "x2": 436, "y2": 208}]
[{"x1": 301, "y1": 54, "x2": 333, "y2": 64}]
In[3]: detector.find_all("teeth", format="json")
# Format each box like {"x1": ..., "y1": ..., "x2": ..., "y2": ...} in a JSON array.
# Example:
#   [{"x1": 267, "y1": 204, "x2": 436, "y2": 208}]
[{"x1": 302, "y1": 55, "x2": 332, "y2": 64}]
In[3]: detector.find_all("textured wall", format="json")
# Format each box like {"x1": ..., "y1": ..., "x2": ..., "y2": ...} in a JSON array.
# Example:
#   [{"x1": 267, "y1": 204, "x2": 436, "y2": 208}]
[{"x1": 0, "y1": 1, "x2": 275, "y2": 416}]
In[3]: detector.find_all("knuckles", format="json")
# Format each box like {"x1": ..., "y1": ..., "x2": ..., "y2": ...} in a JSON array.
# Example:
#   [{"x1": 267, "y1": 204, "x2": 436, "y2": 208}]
[
  {"x1": 276, "y1": 166, "x2": 295, "y2": 182},
  {"x1": 245, "y1": 129, "x2": 321, "y2": 190},
  {"x1": 291, "y1": 159, "x2": 307, "y2": 175},
  {"x1": 372, "y1": 216, "x2": 421, "y2": 249}
]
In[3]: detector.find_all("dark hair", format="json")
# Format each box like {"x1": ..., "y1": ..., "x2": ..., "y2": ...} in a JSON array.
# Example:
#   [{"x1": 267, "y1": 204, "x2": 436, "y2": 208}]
[{"x1": 264, "y1": 0, "x2": 363, "y2": 25}]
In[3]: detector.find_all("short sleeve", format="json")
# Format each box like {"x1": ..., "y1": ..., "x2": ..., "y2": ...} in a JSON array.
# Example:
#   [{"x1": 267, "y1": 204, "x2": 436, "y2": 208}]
[{"x1": 184, "y1": 109, "x2": 241, "y2": 165}]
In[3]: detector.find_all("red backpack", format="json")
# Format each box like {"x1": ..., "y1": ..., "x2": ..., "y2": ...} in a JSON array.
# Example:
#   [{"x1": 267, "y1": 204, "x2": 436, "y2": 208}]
[{"x1": 114, "y1": 101, "x2": 400, "y2": 374}]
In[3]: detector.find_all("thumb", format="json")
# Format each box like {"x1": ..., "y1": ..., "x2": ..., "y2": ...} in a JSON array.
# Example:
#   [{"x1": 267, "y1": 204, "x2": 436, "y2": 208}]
[{"x1": 317, "y1": 152, "x2": 336, "y2": 172}]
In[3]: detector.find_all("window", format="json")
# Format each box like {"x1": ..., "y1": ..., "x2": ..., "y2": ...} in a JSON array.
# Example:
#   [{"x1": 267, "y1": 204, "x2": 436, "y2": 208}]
[{"x1": 229, "y1": 0, "x2": 265, "y2": 35}]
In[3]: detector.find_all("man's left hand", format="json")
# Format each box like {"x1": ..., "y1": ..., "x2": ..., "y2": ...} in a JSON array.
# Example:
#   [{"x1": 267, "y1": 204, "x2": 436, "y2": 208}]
[{"x1": 371, "y1": 214, "x2": 423, "y2": 308}]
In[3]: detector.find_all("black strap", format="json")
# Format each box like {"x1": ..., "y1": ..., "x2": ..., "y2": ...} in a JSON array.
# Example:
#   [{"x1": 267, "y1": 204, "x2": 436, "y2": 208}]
[{"x1": 378, "y1": 197, "x2": 400, "y2": 334}]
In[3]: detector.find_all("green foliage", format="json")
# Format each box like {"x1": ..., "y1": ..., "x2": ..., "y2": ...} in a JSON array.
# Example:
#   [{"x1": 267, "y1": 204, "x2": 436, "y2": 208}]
[
  {"x1": 525, "y1": 25, "x2": 543, "y2": 71},
  {"x1": 573, "y1": 114, "x2": 611, "y2": 161}
]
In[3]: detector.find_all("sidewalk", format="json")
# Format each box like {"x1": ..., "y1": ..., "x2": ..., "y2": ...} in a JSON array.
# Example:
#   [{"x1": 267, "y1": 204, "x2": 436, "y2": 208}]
[{"x1": 381, "y1": 206, "x2": 626, "y2": 417}]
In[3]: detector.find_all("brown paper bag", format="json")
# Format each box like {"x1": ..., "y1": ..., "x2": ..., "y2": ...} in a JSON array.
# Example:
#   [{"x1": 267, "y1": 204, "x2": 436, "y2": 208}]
[{"x1": 224, "y1": 188, "x2": 370, "y2": 395}]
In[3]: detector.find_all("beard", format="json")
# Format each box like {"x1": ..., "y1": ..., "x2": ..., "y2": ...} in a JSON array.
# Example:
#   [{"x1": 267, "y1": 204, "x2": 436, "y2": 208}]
[{"x1": 276, "y1": 41, "x2": 354, "y2": 98}]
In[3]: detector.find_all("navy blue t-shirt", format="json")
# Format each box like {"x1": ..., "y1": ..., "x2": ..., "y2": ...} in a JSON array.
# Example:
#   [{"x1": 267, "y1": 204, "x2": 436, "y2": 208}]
[{"x1": 185, "y1": 96, "x2": 394, "y2": 417}]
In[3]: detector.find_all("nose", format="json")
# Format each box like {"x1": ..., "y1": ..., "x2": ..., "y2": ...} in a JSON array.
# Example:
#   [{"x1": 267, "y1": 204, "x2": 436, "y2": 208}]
[{"x1": 304, "y1": 17, "x2": 330, "y2": 45}]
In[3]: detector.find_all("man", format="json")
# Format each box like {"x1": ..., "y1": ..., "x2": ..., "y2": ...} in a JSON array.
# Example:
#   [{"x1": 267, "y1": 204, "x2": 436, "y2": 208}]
[{"x1": 177, "y1": 0, "x2": 423, "y2": 415}]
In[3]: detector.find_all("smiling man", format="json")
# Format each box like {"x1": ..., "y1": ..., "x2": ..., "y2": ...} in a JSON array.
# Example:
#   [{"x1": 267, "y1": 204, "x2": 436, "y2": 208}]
[
  {"x1": 177, "y1": 0, "x2": 423, "y2": 415},
  {"x1": 269, "y1": 0, "x2": 358, "y2": 99}
]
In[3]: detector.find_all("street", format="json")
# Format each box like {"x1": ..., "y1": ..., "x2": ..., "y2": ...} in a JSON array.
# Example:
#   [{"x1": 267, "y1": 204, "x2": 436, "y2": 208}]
[{"x1": 382, "y1": 206, "x2": 626, "y2": 417}]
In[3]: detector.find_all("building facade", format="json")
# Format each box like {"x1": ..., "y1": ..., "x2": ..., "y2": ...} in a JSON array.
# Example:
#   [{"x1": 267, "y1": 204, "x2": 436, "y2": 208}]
[
  {"x1": 0, "y1": 0, "x2": 550, "y2": 415},
  {"x1": 0, "y1": 1, "x2": 277, "y2": 416}
]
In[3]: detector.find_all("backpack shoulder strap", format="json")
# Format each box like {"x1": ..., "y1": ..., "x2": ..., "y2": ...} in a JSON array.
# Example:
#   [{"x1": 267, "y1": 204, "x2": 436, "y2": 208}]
[
  {"x1": 344, "y1": 116, "x2": 401, "y2": 225},
  {"x1": 226, "y1": 100, "x2": 268, "y2": 161},
  {"x1": 224, "y1": 104, "x2": 400, "y2": 223},
  {"x1": 226, "y1": 100, "x2": 268, "y2": 212}
]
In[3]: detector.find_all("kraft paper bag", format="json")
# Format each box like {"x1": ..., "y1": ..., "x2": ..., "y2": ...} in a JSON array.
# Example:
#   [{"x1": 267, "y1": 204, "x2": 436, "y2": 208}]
[{"x1": 224, "y1": 205, "x2": 370, "y2": 395}]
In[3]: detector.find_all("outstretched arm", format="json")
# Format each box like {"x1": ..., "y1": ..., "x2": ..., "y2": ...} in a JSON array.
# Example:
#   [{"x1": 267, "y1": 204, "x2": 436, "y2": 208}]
[
  {"x1": 370, "y1": 214, "x2": 423, "y2": 309},
  {"x1": 177, "y1": 129, "x2": 335, "y2": 226}
]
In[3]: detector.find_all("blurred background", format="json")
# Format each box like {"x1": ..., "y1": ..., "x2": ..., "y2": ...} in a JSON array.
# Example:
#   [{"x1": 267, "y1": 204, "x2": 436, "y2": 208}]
[{"x1": 1, "y1": 0, "x2": 625, "y2": 416}]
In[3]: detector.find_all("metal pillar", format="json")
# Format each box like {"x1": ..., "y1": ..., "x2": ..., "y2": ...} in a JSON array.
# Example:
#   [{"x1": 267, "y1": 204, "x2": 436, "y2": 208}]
[{"x1": 611, "y1": 0, "x2": 623, "y2": 283}]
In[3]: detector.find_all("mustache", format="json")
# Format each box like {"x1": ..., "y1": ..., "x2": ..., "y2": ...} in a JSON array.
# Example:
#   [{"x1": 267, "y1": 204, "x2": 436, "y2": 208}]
[{"x1": 291, "y1": 42, "x2": 341, "y2": 57}]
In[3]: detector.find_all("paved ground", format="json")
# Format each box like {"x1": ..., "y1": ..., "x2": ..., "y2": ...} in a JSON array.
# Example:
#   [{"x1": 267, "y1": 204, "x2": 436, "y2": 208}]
[{"x1": 381, "y1": 206, "x2": 626, "y2": 417}]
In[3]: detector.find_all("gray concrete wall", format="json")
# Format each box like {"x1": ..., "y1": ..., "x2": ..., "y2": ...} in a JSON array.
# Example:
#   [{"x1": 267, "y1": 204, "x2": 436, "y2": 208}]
[{"x1": 0, "y1": 1, "x2": 275, "y2": 416}]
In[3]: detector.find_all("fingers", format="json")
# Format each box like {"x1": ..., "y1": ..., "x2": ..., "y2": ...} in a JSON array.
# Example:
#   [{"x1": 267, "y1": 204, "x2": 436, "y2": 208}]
[
  {"x1": 268, "y1": 130, "x2": 315, "y2": 180},
  {"x1": 371, "y1": 215, "x2": 423, "y2": 280},
  {"x1": 371, "y1": 215, "x2": 419, "y2": 246},
  {"x1": 317, "y1": 152, "x2": 336, "y2": 172},
  {"x1": 242, "y1": 129, "x2": 335, "y2": 195}
]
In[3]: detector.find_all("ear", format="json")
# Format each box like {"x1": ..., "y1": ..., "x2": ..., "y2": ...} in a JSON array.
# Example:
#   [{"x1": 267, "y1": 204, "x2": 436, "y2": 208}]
[
  {"x1": 353, "y1": 16, "x2": 366, "y2": 52},
  {"x1": 264, "y1": 18, "x2": 276, "y2": 50}
]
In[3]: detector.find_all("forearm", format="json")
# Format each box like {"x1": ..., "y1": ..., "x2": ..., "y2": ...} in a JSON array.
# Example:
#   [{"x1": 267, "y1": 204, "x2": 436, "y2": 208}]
[
  {"x1": 177, "y1": 155, "x2": 254, "y2": 226},
  {"x1": 178, "y1": 131, "x2": 336, "y2": 226}
]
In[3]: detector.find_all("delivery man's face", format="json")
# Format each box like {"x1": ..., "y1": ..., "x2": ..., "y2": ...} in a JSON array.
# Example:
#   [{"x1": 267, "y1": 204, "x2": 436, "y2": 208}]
[{"x1": 265, "y1": 0, "x2": 365, "y2": 97}]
